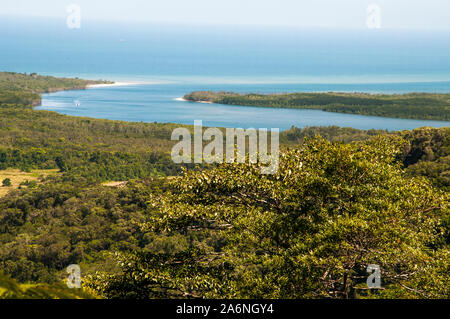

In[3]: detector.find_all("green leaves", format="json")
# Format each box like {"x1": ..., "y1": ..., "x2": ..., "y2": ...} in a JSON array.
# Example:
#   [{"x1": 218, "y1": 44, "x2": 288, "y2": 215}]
[
  {"x1": 94, "y1": 135, "x2": 449, "y2": 299},
  {"x1": 0, "y1": 272, "x2": 97, "y2": 299}
]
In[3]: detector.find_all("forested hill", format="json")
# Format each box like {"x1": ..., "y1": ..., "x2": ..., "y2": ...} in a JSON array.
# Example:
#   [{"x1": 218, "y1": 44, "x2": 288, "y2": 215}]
[
  {"x1": 0, "y1": 72, "x2": 448, "y2": 299},
  {"x1": 184, "y1": 91, "x2": 450, "y2": 121},
  {"x1": 0, "y1": 72, "x2": 111, "y2": 107}
]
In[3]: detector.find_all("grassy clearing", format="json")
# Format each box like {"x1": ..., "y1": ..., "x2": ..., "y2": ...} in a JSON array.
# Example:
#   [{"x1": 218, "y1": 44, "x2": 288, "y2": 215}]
[
  {"x1": 102, "y1": 181, "x2": 128, "y2": 188},
  {"x1": 0, "y1": 168, "x2": 59, "y2": 197}
]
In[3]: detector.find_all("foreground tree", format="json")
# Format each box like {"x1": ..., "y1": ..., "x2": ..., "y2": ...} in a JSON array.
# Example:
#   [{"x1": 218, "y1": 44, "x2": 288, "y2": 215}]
[{"x1": 87, "y1": 136, "x2": 449, "y2": 299}]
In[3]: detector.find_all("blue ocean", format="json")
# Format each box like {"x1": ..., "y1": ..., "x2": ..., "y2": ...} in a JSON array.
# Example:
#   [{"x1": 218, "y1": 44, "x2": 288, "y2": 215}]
[{"x1": 1, "y1": 17, "x2": 449, "y2": 130}]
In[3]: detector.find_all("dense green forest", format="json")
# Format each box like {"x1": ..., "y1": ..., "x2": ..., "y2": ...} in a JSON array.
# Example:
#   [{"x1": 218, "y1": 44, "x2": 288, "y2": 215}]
[
  {"x1": 184, "y1": 91, "x2": 450, "y2": 121},
  {"x1": 0, "y1": 73, "x2": 448, "y2": 299},
  {"x1": 86, "y1": 136, "x2": 449, "y2": 299},
  {"x1": 0, "y1": 107, "x2": 190, "y2": 181}
]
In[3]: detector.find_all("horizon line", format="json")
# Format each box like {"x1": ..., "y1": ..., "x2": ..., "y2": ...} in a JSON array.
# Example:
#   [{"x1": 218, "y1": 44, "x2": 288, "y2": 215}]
[{"x1": 2, "y1": 13, "x2": 450, "y2": 32}]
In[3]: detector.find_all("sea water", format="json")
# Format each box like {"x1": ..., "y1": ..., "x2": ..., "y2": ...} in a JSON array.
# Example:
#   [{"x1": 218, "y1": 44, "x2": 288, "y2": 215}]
[{"x1": 1, "y1": 17, "x2": 449, "y2": 130}]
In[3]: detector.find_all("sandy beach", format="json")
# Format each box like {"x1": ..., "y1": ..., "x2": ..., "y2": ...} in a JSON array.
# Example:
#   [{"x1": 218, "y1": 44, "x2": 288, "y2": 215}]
[
  {"x1": 174, "y1": 97, "x2": 213, "y2": 104},
  {"x1": 86, "y1": 82, "x2": 141, "y2": 88}
]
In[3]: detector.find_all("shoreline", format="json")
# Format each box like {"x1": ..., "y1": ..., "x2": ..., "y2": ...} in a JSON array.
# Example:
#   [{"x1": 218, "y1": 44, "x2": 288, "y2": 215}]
[
  {"x1": 37, "y1": 80, "x2": 156, "y2": 105},
  {"x1": 181, "y1": 91, "x2": 450, "y2": 122},
  {"x1": 175, "y1": 97, "x2": 213, "y2": 104},
  {"x1": 86, "y1": 81, "x2": 152, "y2": 88}
]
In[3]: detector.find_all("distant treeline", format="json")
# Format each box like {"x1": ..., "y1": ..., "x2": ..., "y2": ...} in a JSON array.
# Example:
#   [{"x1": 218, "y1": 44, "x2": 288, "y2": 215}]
[
  {"x1": 0, "y1": 106, "x2": 447, "y2": 187},
  {"x1": 184, "y1": 91, "x2": 450, "y2": 121},
  {"x1": 0, "y1": 107, "x2": 191, "y2": 182},
  {"x1": 0, "y1": 108, "x2": 388, "y2": 183},
  {"x1": 0, "y1": 71, "x2": 110, "y2": 107}
]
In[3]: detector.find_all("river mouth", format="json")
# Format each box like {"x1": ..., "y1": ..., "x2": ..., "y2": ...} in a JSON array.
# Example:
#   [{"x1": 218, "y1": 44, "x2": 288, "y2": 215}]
[{"x1": 39, "y1": 82, "x2": 450, "y2": 131}]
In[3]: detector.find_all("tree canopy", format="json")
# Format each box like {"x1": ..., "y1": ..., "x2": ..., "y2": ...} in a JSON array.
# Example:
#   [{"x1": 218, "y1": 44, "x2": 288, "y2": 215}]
[{"x1": 87, "y1": 136, "x2": 449, "y2": 299}]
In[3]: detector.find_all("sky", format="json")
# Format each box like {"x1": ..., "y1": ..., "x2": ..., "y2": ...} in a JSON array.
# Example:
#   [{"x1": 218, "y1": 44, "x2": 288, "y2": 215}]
[{"x1": 1, "y1": 0, "x2": 450, "y2": 29}]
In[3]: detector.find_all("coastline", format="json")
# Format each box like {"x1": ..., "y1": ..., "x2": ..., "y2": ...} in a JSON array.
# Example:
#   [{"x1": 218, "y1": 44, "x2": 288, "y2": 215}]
[
  {"x1": 37, "y1": 79, "x2": 158, "y2": 107},
  {"x1": 182, "y1": 91, "x2": 450, "y2": 122},
  {"x1": 86, "y1": 81, "x2": 144, "y2": 88},
  {"x1": 37, "y1": 76, "x2": 449, "y2": 128},
  {"x1": 175, "y1": 97, "x2": 213, "y2": 104}
]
